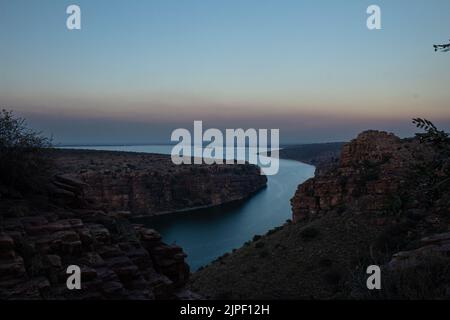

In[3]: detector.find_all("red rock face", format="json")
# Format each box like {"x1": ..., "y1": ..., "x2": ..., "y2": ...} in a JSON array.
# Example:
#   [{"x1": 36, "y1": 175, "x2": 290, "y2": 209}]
[
  {"x1": 0, "y1": 202, "x2": 193, "y2": 300},
  {"x1": 291, "y1": 131, "x2": 423, "y2": 223},
  {"x1": 50, "y1": 150, "x2": 267, "y2": 217}
]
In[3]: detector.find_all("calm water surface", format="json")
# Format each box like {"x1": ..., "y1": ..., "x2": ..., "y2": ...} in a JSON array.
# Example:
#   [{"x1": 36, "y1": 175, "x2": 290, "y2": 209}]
[{"x1": 65, "y1": 145, "x2": 315, "y2": 270}]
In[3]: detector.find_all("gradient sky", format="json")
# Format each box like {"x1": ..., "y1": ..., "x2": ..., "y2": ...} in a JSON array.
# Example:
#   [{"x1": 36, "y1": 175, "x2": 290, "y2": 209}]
[{"x1": 1, "y1": 0, "x2": 450, "y2": 144}]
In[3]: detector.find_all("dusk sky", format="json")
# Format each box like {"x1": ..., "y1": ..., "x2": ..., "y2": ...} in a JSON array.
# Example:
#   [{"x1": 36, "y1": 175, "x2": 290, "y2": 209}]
[{"x1": 1, "y1": 0, "x2": 450, "y2": 144}]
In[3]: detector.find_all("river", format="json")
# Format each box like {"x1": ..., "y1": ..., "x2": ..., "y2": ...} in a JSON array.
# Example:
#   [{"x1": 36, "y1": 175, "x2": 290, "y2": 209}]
[{"x1": 64, "y1": 145, "x2": 315, "y2": 270}]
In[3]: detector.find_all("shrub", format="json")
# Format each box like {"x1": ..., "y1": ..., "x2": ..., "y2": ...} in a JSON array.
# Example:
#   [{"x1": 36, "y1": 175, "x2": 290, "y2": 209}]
[
  {"x1": 254, "y1": 241, "x2": 265, "y2": 249},
  {"x1": 252, "y1": 235, "x2": 262, "y2": 242},
  {"x1": 300, "y1": 226, "x2": 320, "y2": 241},
  {"x1": 258, "y1": 249, "x2": 269, "y2": 258},
  {"x1": 318, "y1": 258, "x2": 333, "y2": 268},
  {"x1": 0, "y1": 109, "x2": 52, "y2": 193},
  {"x1": 374, "y1": 220, "x2": 417, "y2": 254}
]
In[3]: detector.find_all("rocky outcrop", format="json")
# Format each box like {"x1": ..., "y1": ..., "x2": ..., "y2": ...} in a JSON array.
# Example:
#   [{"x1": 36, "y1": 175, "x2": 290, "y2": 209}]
[
  {"x1": 291, "y1": 131, "x2": 423, "y2": 222},
  {"x1": 388, "y1": 232, "x2": 450, "y2": 271},
  {"x1": 50, "y1": 149, "x2": 267, "y2": 217},
  {"x1": 0, "y1": 199, "x2": 194, "y2": 300}
]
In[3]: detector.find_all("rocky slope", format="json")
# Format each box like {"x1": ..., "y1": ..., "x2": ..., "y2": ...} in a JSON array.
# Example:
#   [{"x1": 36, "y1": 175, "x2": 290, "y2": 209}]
[
  {"x1": 0, "y1": 196, "x2": 192, "y2": 300},
  {"x1": 50, "y1": 149, "x2": 267, "y2": 217},
  {"x1": 190, "y1": 131, "x2": 450, "y2": 299},
  {"x1": 291, "y1": 131, "x2": 416, "y2": 222},
  {"x1": 0, "y1": 149, "x2": 267, "y2": 300}
]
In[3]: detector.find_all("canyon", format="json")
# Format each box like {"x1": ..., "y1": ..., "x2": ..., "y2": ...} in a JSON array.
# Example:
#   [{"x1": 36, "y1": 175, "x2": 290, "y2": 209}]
[
  {"x1": 0, "y1": 149, "x2": 267, "y2": 299},
  {"x1": 50, "y1": 149, "x2": 267, "y2": 217},
  {"x1": 2, "y1": 129, "x2": 449, "y2": 300},
  {"x1": 190, "y1": 130, "x2": 450, "y2": 299}
]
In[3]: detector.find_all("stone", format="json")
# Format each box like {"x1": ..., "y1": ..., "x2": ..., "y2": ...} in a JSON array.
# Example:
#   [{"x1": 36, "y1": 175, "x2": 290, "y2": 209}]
[
  {"x1": 45, "y1": 255, "x2": 62, "y2": 269},
  {"x1": 0, "y1": 234, "x2": 14, "y2": 250}
]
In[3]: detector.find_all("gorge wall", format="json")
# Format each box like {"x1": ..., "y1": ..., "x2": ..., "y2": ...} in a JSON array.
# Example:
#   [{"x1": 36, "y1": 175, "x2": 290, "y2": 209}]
[
  {"x1": 291, "y1": 131, "x2": 416, "y2": 222},
  {"x1": 51, "y1": 149, "x2": 268, "y2": 217}
]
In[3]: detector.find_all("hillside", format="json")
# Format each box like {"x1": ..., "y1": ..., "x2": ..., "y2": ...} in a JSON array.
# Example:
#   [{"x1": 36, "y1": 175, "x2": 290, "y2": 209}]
[{"x1": 189, "y1": 130, "x2": 450, "y2": 299}]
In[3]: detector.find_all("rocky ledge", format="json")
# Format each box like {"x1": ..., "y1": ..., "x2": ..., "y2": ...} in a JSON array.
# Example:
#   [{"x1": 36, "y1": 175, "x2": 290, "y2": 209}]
[
  {"x1": 50, "y1": 149, "x2": 267, "y2": 217},
  {"x1": 0, "y1": 201, "x2": 193, "y2": 299}
]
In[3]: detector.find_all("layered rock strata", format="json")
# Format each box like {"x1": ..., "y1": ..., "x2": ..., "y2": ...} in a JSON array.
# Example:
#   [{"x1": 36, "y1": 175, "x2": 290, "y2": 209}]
[{"x1": 51, "y1": 149, "x2": 267, "y2": 217}]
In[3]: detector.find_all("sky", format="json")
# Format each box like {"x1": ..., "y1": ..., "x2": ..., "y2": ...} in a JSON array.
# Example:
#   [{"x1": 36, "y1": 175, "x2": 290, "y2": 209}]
[{"x1": 1, "y1": 0, "x2": 450, "y2": 145}]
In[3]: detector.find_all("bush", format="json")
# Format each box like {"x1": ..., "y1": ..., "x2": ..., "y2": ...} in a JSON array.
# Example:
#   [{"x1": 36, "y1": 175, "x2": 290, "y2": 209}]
[
  {"x1": 300, "y1": 227, "x2": 320, "y2": 241},
  {"x1": 258, "y1": 249, "x2": 269, "y2": 258},
  {"x1": 0, "y1": 109, "x2": 52, "y2": 193},
  {"x1": 252, "y1": 235, "x2": 262, "y2": 242},
  {"x1": 374, "y1": 220, "x2": 417, "y2": 254},
  {"x1": 319, "y1": 258, "x2": 333, "y2": 268},
  {"x1": 254, "y1": 241, "x2": 265, "y2": 249}
]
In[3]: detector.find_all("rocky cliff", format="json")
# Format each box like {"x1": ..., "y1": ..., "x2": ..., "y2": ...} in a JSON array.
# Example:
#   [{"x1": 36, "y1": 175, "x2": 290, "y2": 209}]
[
  {"x1": 190, "y1": 130, "x2": 450, "y2": 299},
  {"x1": 0, "y1": 199, "x2": 192, "y2": 299},
  {"x1": 50, "y1": 149, "x2": 267, "y2": 217},
  {"x1": 291, "y1": 131, "x2": 418, "y2": 222},
  {"x1": 0, "y1": 149, "x2": 267, "y2": 300}
]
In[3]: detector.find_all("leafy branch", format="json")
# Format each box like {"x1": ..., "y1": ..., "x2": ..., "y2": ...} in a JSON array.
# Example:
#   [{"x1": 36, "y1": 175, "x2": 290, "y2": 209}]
[
  {"x1": 412, "y1": 118, "x2": 449, "y2": 146},
  {"x1": 433, "y1": 41, "x2": 450, "y2": 52}
]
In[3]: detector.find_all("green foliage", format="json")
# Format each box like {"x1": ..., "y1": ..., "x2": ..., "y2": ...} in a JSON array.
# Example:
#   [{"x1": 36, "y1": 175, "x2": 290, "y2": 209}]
[
  {"x1": 0, "y1": 109, "x2": 52, "y2": 193},
  {"x1": 413, "y1": 118, "x2": 449, "y2": 147},
  {"x1": 433, "y1": 41, "x2": 450, "y2": 53},
  {"x1": 411, "y1": 118, "x2": 450, "y2": 202}
]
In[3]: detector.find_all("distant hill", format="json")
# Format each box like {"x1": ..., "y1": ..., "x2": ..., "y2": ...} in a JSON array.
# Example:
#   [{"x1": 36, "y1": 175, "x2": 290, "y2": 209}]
[{"x1": 276, "y1": 142, "x2": 346, "y2": 174}]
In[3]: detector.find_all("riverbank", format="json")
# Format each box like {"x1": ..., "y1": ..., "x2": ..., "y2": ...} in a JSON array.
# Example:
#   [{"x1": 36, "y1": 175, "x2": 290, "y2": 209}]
[
  {"x1": 266, "y1": 142, "x2": 345, "y2": 175},
  {"x1": 50, "y1": 149, "x2": 267, "y2": 217}
]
